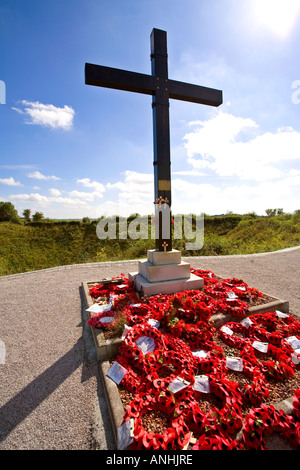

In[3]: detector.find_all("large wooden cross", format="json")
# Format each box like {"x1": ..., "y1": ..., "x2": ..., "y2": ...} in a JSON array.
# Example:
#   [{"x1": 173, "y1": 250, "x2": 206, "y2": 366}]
[{"x1": 85, "y1": 28, "x2": 222, "y2": 251}]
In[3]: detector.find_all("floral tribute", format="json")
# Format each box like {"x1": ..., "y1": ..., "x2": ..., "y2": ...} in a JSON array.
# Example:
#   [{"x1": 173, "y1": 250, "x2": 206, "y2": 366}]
[{"x1": 87, "y1": 269, "x2": 300, "y2": 450}]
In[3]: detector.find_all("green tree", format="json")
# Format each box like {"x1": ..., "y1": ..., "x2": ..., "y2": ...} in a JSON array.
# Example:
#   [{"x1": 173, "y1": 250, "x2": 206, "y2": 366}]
[
  {"x1": 23, "y1": 208, "x2": 31, "y2": 222},
  {"x1": 32, "y1": 211, "x2": 44, "y2": 222},
  {"x1": 0, "y1": 202, "x2": 19, "y2": 221},
  {"x1": 265, "y1": 209, "x2": 276, "y2": 216}
]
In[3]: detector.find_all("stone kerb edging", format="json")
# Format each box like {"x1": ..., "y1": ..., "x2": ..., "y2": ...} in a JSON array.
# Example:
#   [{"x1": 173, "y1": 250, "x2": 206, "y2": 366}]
[{"x1": 81, "y1": 277, "x2": 291, "y2": 449}]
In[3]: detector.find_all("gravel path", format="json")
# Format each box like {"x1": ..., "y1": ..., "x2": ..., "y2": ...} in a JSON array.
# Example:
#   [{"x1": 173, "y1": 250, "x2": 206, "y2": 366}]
[{"x1": 0, "y1": 246, "x2": 299, "y2": 450}]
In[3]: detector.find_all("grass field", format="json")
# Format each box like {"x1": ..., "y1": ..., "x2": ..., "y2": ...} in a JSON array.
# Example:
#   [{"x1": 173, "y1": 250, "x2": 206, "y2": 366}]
[{"x1": 0, "y1": 211, "x2": 299, "y2": 276}]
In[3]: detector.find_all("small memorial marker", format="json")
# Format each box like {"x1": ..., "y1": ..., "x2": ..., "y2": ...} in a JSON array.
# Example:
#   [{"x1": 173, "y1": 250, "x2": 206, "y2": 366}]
[
  {"x1": 86, "y1": 302, "x2": 113, "y2": 313},
  {"x1": 193, "y1": 375, "x2": 210, "y2": 393},
  {"x1": 241, "y1": 317, "x2": 253, "y2": 328},
  {"x1": 285, "y1": 336, "x2": 300, "y2": 350},
  {"x1": 148, "y1": 318, "x2": 160, "y2": 328},
  {"x1": 226, "y1": 356, "x2": 244, "y2": 372},
  {"x1": 192, "y1": 350, "x2": 208, "y2": 358},
  {"x1": 106, "y1": 361, "x2": 127, "y2": 385},
  {"x1": 162, "y1": 241, "x2": 168, "y2": 252},
  {"x1": 276, "y1": 310, "x2": 289, "y2": 318},
  {"x1": 122, "y1": 324, "x2": 132, "y2": 340},
  {"x1": 168, "y1": 377, "x2": 190, "y2": 394},
  {"x1": 220, "y1": 325, "x2": 234, "y2": 336},
  {"x1": 226, "y1": 291, "x2": 238, "y2": 301},
  {"x1": 252, "y1": 341, "x2": 269, "y2": 353},
  {"x1": 136, "y1": 336, "x2": 156, "y2": 354},
  {"x1": 117, "y1": 419, "x2": 134, "y2": 450},
  {"x1": 99, "y1": 316, "x2": 115, "y2": 323}
]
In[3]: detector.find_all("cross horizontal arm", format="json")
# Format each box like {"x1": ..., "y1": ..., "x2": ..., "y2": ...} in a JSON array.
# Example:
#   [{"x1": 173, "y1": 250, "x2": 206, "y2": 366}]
[
  {"x1": 168, "y1": 79, "x2": 222, "y2": 107},
  {"x1": 85, "y1": 63, "x2": 156, "y2": 96}
]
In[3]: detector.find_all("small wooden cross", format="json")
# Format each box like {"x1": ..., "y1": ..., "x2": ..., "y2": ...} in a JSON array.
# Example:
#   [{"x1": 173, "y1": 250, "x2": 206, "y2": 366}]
[
  {"x1": 162, "y1": 241, "x2": 168, "y2": 252},
  {"x1": 154, "y1": 196, "x2": 163, "y2": 206}
]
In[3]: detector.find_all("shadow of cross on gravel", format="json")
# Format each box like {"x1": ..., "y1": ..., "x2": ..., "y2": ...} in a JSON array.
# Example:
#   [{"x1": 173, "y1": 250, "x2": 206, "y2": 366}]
[
  {"x1": 0, "y1": 287, "x2": 116, "y2": 449},
  {"x1": 0, "y1": 339, "x2": 84, "y2": 443}
]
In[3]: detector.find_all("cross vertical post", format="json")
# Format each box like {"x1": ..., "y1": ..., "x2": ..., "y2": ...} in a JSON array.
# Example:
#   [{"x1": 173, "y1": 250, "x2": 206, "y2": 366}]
[{"x1": 151, "y1": 29, "x2": 172, "y2": 251}]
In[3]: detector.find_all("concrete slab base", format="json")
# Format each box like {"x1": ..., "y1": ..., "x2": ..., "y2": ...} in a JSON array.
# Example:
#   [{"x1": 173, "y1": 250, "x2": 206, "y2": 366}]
[{"x1": 128, "y1": 271, "x2": 204, "y2": 296}]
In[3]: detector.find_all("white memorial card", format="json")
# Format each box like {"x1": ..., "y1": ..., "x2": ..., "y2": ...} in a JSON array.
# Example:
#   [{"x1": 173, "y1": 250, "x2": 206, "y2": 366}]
[
  {"x1": 193, "y1": 375, "x2": 210, "y2": 394},
  {"x1": 168, "y1": 377, "x2": 190, "y2": 394},
  {"x1": 136, "y1": 336, "x2": 156, "y2": 354},
  {"x1": 285, "y1": 336, "x2": 300, "y2": 350},
  {"x1": 192, "y1": 350, "x2": 208, "y2": 358},
  {"x1": 252, "y1": 341, "x2": 269, "y2": 353},
  {"x1": 292, "y1": 351, "x2": 300, "y2": 365},
  {"x1": 241, "y1": 317, "x2": 253, "y2": 328},
  {"x1": 106, "y1": 361, "x2": 127, "y2": 385},
  {"x1": 276, "y1": 310, "x2": 289, "y2": 318},
  {"x1": 99, "y1": 316, "x2": 115, "y2": 323},
  {"x1": 148, "y1": 318, "x2": 160, "y2": 328},
  {"x1": 227, "y1": 291, "x2": 238, "y2": 300},
  {"x1": 226, "y1": 356, "x2": 244, "y2": 372},
  {"x1": 86, "y1": 302, "x2": 113, "y2": 313},
  {"x1": 117, "y1": 419, "x2": 134, "y2": 450},
  {"x1": 220, "y1": 325, "x2": 234, "y2": 336},
  {"x1": 122, "y1": 324, "x2": 132, "y2": 340}
]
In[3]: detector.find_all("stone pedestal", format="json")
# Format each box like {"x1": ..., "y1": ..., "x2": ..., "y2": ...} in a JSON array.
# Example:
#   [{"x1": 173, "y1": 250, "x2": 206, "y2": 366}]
[{"x1": 128, "y1": 249, "x2": 203, "y2": 296}]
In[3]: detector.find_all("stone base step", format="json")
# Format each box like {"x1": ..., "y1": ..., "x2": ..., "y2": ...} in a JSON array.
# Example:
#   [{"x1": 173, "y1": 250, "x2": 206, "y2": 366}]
[
  {"x1": 138, "y1": 260, "x2": 190, "y2": 283},
  {"x1": 128, "y1": 272, "x2": 204, "y2": 296},
  {"x1": 147, "y1": 249, "x2": 182, "y2": 265}
]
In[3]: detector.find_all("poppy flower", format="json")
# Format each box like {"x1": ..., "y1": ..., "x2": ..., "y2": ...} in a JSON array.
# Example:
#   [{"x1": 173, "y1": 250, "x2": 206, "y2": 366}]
[
  {"x1": 192, "y1": 434, "x2": 234, "y2": 450},
  {"x1": 141, "y1": 431, "x2": 155, "y2": 450},
  {"x1": 152, "y1": 428, "x2": 177, "y2": 450}
]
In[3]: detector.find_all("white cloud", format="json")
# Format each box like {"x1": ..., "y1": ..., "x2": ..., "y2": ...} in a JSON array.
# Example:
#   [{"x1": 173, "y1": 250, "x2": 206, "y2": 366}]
[
  {"x1": 10, "y1": 192, "x2": 87, "y2": 206},
  {"x1": 77, "y1": 178, "x2": 106, "y2": 193},
  {"x1": 12, "y1": 100, "x2": 75, "y2": 130},
  {"x1": 172, "y1": 170, "x2": 207, "y2": 176},
  {"x1": 288, "y1": 169, "x2": 300, "y2": 176},
  {"x1": 69, "y1": 190, "x2": 104, "y2": 201},
  {"x1": 0, "y1": 177, "x2": 23, "y2": 186},
  {"x1": 106, "y1": 170, "x2": 153, "y2": 196},
  {"x1": 98, "y1": 170, "x2": 154, "y2": 217},
  {"x1": 28, "y1": 171, "x2": 61, "y2": 181},
  {"x1": 183, "y1": 111, "x2": 300, "y2": 181},
  {"x1": 170, "y1": 175, "x2": 300, "y2": 216},
  {"x1": 50, "y1": 196, "x2": 87, "y2": 206},
  {"x1": 10, "y1": 193, "x2": 49, "y2": 204},
  {"x1": 49, "y1": 188, "x2": 62, "y2": 196}
]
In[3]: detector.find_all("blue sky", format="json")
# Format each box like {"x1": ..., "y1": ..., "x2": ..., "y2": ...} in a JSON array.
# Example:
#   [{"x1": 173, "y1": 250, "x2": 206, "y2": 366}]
[{"x1": 1, "y1": 0, "x2": 300, "y2": 219}]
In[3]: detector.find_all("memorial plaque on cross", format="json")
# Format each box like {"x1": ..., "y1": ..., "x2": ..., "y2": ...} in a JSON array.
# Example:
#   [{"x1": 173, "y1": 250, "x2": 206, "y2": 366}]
[{"x1": 85, "y1": 28, "x2": 222, "y2": 251}]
